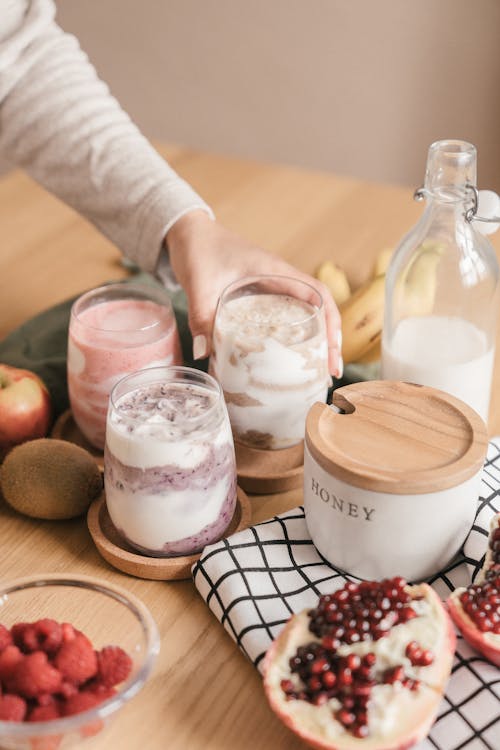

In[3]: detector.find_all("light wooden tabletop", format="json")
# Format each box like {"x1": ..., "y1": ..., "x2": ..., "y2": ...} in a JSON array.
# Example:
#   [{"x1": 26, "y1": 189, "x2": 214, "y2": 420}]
[{"x1": 0, "y1": 145, "x2": 499, "y2": 749}]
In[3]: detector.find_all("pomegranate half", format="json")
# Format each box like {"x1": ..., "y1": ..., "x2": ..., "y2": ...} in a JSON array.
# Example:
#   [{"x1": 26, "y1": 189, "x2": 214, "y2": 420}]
[
  {"x1": 263, "y1": 577, "x2": 455, "y2": 750},
  {"x1": 447, "y1": 513, "x2": 500, "y2": 667}
]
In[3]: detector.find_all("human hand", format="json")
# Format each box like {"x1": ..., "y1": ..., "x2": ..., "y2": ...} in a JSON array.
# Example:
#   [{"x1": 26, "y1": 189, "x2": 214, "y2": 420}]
[{"x1": 165, "y1": 211, "x2": 342, "y2": 377}]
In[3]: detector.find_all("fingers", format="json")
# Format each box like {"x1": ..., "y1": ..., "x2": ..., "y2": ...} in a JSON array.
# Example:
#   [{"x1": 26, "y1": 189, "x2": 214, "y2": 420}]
[
  {"x1": 320, "y1": 282, "x2": 343, "y2": 379},
  {"x1": 189, "y1": 308, "x2": 215, "y2": 360},
  {"x1": 186, "y1": 283, "x2": 220, "y2": 361},
  {"x1": 293, "y1": 272, "x2": 342, "y2": 379}
]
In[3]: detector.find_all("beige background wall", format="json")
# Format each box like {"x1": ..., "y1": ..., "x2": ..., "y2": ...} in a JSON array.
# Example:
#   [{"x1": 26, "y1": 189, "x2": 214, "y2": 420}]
[{"x1": 9, "y1": 1, "x2": 500, "y2": 190}]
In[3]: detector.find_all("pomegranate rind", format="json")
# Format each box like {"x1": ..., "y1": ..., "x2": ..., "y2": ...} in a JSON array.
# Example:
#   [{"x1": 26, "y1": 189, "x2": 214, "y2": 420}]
[
  {"x1": 263, "y1": 584, "x2": 455, "y2": 750},
  {"x1": 447, "y1": 590, "x2": 500, "y2": 667},
  {"x1": 476, "y1": 513, "x2": 500, "y2": 584}
]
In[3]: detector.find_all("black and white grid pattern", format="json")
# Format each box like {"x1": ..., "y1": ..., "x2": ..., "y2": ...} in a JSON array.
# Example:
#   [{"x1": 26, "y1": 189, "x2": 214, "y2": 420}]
[{"x1": 192, "y1": 440, "x2": 500, "y2": 750}]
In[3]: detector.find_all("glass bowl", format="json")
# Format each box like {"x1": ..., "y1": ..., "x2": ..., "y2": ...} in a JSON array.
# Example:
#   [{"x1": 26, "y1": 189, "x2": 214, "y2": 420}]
[{"x1": 0, "y1": 574, "x2": 160, "y2": 749}]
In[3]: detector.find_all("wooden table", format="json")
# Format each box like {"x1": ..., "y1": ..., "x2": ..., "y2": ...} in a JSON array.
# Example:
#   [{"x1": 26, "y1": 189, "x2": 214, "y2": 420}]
[{"x1": 0, "y1": 145, "x2": 499, "y2": 749}]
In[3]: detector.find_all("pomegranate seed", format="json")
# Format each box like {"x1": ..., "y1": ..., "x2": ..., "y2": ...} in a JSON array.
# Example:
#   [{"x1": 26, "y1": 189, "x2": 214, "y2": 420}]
[
  {"x1": 280, "y1": 679, "x2": 295, "y2": 693},
  {"x1": 362, "y1": 653, "x2": 376, "y2": 667},
  {"x1": 337, "y1": 709, "x2": 356, "y2": 727},
  {"x1": 352, "y1": 724, "x2": 369, "y2": 738},
  {"x1": 311, "y1": 658, "x2": 329, "y2": 674},
  {"x1": 398, "y1": 607, "x2": 417, "y2": 622},
  {"x1": 346, "y1": 654, "x2": 361, "y2": 671},
  {"x1": 312, "y1": 693, "x2": 329, "y2": 706},
  {"x1": 418, "y1": 650, "x2": 434, "y2": 666},
  {"x1": 321, "y1": 636, "x2": 340, "y2": 651},
  {"x1": 356, "y1": 710, "x2": 368, "y2": 726},
  {"x1": 322, "y1": 671, "x2": 336, "y2": 688},
  {"x1": 352, "y1": 683, "x2": 372, "y2": 697},
  {"x1": 338, "y1": 668, "x2": 353, "y2": 687},
  {"x1": 383, "y1": 665, "x2": 404, "y2": 684}
]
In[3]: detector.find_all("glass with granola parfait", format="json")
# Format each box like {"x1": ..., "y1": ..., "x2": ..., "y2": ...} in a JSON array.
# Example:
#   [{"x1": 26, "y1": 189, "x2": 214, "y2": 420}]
[{"x1": 211, "y1": 275, "x2": 330, "y2": 450}]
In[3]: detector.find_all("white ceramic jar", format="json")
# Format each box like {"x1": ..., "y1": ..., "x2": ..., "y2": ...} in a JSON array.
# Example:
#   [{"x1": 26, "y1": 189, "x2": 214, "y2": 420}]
[{"x1": 304, "y1": 380, "x2": 488, "y2": 581}]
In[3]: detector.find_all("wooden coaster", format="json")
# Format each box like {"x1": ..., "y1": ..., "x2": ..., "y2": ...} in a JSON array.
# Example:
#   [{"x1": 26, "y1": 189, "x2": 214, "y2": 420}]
[
  {"x1": 51, "y1": 409, "x2": 104, "y2": 471},
  {"x1": 235, "y1": 440, "x2": 304, "y2": 495},
  {"x1": 87, "y1": 486, "x2": 252, "y2": 581}
]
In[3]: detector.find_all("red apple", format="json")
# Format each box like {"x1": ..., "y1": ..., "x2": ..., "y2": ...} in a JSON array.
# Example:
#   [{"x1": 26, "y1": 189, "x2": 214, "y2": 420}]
[{"x1": 0, "y1": 364, "x2": 52, "y2": 460}]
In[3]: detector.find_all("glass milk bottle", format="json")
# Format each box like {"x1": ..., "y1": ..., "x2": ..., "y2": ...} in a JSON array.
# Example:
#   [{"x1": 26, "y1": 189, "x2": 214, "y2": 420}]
[{"x1": 381, "y1": 140, "x2": 500, "y2": 423}]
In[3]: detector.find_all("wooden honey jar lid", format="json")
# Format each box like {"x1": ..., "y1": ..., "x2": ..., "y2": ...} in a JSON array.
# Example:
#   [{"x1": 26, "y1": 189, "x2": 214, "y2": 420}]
[{"x1": 305, "y1": 380, "x2": 488, "y2": 494}]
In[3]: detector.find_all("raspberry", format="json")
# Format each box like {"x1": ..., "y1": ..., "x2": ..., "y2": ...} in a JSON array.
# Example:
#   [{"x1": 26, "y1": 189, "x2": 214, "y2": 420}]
[
  {"x1": 62, "y1": 690, "x2": 101, "y2": 717},
  {"x1": 24, "y1": 620, "x2": 63, "y2": 655},
  {"x1": 37, "y1": 693, "x2": 56, "y2": 707},
  {"x1": 0, "y1": 693, "x2": 27, "y2": 721},
  {"x1": 87, "y1": 681, "x2": 117, "y2": 700},
  {"x1": 8, "y1": 652, "x2": 62, "y2": 698},
  {"x1": 61, "y1": 623, "x2": 76, "y2": 644},
  {"x1": 96, "y1": 646, "x2": 132, "y2": 687},
  {"x1": 11, "y1": 623, "x2": 30, "y2": 651},
  {"x1": 28, "y1": 704, "x2": 61, "y2": 722},
  {"x1": 0, "y1": 624, "x2": 13, "y2": 652},
  {"x1": 53, "y1": 633, "x2": 97, "y2": 685},
  {"x1": 0, "y1": 645, "x2": 23, "y2": 683},
  {"x1": 58, "y1": 681, "x2": 78, "y2": 700}
]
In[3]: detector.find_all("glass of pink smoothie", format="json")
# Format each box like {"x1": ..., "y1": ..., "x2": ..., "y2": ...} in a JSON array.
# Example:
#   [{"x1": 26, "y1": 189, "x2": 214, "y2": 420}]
[{"x1": 68, "y1": 283, "x2": 182, "y2": 450}]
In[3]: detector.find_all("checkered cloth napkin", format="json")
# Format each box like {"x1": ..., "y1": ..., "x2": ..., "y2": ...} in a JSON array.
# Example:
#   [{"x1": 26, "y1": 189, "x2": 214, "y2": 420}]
[{"x1": 192, "y1": 439, "x2": 500, "y2": 750}]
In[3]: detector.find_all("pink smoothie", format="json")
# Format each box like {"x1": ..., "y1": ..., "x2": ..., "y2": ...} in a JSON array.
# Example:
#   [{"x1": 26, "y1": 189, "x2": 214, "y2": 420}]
[{"x1": 68, "y1": 298, "x2": 182, "y2": 449}]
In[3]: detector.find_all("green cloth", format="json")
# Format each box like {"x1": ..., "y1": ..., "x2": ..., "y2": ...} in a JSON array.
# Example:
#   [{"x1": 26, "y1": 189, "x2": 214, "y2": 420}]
[
  {"x1": 0, "y1": 273, "x2": 206, "y2": 422},
  {"x1": 0, "y1": 271, "x2": 374, "y2": 423}
]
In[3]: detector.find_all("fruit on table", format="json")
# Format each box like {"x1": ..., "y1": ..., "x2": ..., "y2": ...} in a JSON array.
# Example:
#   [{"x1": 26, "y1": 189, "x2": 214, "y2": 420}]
[
  {"x1": 316, "y1": 243, "x2": 444, "y2": 366},
  {"x1": 339, "y1": 274, "x2": 386, "y2": 365},
  {"x1": 316, "y1": 262, "x2": 352, "y2": 306},
  {"x1": 372, "y1": 249, "x2": 394, "y2": 278},
  {"x1": 0, "y1": 438, "x2": 102, "y2": 520},
  {"x1": 393, "y1": 242, "x2": 443, "y2": 319},
  {"x1": 447, "y1": 513, "x2": 500, "y2": 666},
  {"x1": 0, "y1": 618, "x2": 132, "y2": 724},
  {"x1": 263, "y1": 577, "x2": 455, "y2": 749},
  {"x1": 0, "y1": 364, "x2": 52, "y2": 461}
]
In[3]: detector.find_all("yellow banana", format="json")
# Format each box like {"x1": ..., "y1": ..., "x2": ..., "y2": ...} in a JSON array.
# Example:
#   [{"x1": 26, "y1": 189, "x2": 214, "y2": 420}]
[
  {"x1": 340, "y1": 274, "x2": 386, "y2": 364},
  {"x1": 373, "y1": 248, "x2": 393, "y2": 277},
  {"x1": 394, "y1": 242, "x2": 443, "y2": 317},
  {"x1": 316, "y1": 261, "x2": 351, "y2": 306}
]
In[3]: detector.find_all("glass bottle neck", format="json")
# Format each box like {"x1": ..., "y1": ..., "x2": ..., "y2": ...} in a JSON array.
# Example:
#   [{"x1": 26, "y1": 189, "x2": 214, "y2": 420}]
[{"x1": 424, "y1": 139, "x2": 476, "y2": 196}]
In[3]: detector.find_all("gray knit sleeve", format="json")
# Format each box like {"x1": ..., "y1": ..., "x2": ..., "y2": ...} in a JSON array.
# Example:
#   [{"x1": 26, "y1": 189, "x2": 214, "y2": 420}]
[{"x1": 0, "y1": 0, "x2": 214, "y2": 274}]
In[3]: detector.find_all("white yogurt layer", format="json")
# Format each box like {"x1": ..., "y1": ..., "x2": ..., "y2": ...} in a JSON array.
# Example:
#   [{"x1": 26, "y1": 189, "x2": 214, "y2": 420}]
[
  {"x1": 212, "y1": 294, "x2": 329, "y2": 448},
  {"x1": 106, "y1": 476, "x2": 232, "y2": 548},
  {"x1": 106, "y1": 382, "x2": 231, "y2": 469}
]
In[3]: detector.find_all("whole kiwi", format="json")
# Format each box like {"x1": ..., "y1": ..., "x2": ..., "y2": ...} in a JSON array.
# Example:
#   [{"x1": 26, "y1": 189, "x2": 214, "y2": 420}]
[{"x1": 0, "y1": 438, "x2": 102, "y2": 520}]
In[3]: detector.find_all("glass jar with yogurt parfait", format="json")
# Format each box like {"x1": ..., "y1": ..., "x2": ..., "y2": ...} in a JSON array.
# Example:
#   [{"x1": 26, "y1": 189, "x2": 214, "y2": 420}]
[
  {"x1": 104, "y1": 366, "x2": 237, "y2": 557},
  {"x1": 210, "y1": 275, "x2": 330, "y2": 450},
  {"x1": 68, "y1": 282, "x2": 182, "y2": 451}
]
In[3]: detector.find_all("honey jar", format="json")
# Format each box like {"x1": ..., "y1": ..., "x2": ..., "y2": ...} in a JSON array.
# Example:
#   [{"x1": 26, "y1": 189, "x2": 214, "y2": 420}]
[{"x1": 304, "y1": 380, "x2": 488, "y2": 581}]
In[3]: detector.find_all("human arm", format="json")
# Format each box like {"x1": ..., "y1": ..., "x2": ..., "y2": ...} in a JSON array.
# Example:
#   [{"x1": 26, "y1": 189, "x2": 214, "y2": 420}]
[
  {"x1": 0, "y1": 0, "x2": 213, "y2": 272},
  {"x1": 0, "y1": 0, "x2": 342, "y2": 376}
]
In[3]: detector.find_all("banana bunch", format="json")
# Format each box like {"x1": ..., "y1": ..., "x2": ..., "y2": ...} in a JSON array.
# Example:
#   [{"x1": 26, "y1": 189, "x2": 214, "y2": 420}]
[
  {"x1": 394, "y1": 241, "x2": 443, "y2": 318},
  {"x1": 316, "y1": 261, "x2": 351, "y2": 306},
  {"x1": 316, "y1": 249, "x2": 393, "y2": 365},
  {"x1": 316, "y1": 242, "x2": 443, "y2": 366}
]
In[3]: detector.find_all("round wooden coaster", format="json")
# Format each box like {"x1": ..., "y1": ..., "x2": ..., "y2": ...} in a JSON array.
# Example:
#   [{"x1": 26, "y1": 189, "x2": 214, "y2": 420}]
[
  {"x1": 87, "y1": 487, "x2": 252, "y2": 581},
  {"x1": 51, "y1": 409, "x2": 104, "y2": 471},
  {"x1": 235, "y1": 440, "x2": 304, "y2": 494}
]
